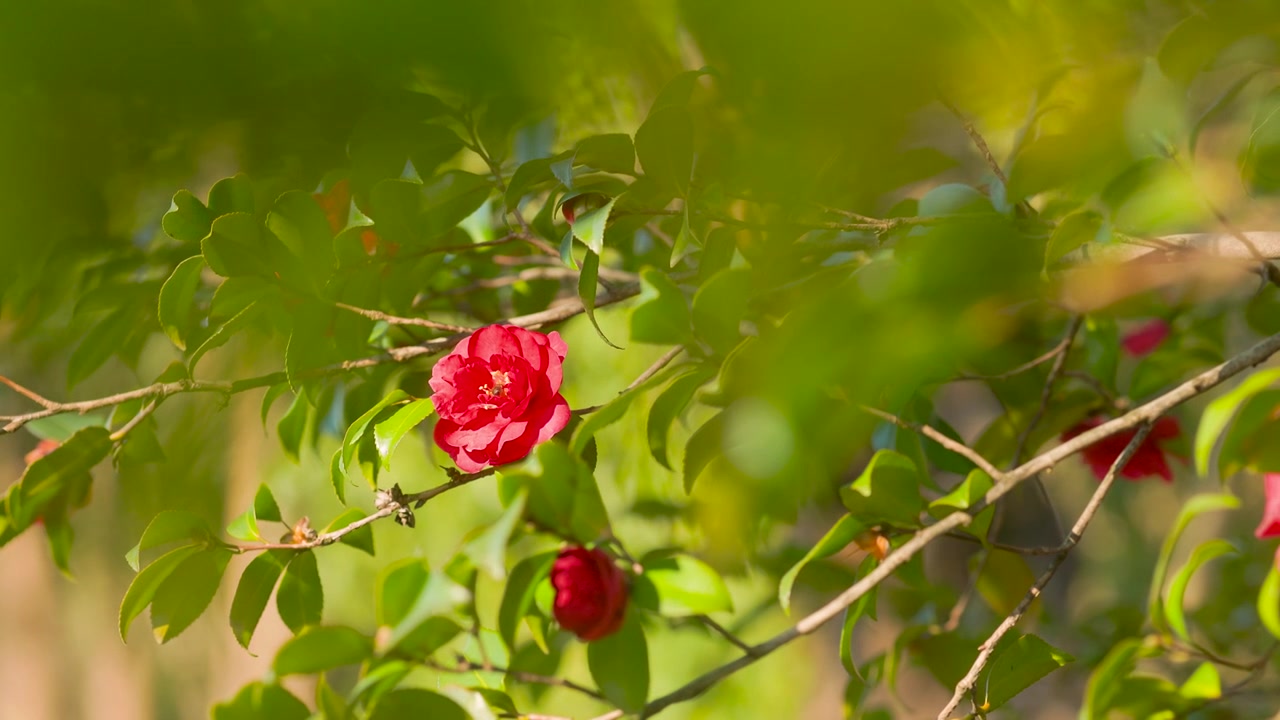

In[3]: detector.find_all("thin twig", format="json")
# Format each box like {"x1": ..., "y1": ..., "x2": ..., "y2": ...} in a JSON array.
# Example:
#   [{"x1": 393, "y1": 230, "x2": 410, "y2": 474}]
[
  {"x1": 954, "y1": 327, "x2": 1077, "y2": 381},
  {"x1": 0, "y1": 375, "x2": 58, "y2": 409},
  {"x1": 861, "y1": 407, "x2": 1007, "y2": 482},
  {"x1": 937, "y1": 423, "x2": 1154, "y2": 720},
  {"x1": 109, "y1": 399, "x2": 160, "y2": 442},
  {"x1": 462, "y1": 111, "x2": 560, "y2": 257},
  {"x1": 1012, "y1": 315, "x2": 1083, "y2": 466},
  {"x1": 333, "y1": 303, "x2": 475, "y2": 332},
  {"x1": 695, "y1": 615, "x2": 759, "y2": 657},
  {"x1": 430, "y1": 658, "x2": 606, "y2": 702},
  {"x1": 577, "y1": 346, "x2": 684, "y2": 414},
  {"x1": 939, "y1": 98, "x2": 1009, "y2": 186}
]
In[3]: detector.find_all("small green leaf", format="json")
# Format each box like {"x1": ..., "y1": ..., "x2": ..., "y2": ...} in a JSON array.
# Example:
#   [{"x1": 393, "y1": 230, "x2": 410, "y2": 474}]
[
  {"x1": 839, "y1": 449, "x2": 926, "y2": 527},
  {"x1": 1148, "y1": 493, "x2": 1239, "y2": 631},
  {"x1": 670, "y1": 207, "x2": 697, "y2": 267},
  {"x1": 259, "y1": 384, "x2": 290, "y2": 428},
  {"x1": 1165, "y1": 539, "x2": 1236, "y2": 641},
  {"x1": 1196, "y1": 368, "x2": 1280, "y2": 478},
  {"x1": 1179, "y1": 662, "x2": 1221, "y2": 701},
  {"x1": 157, "y1": 256, "x2": 206, "y2": 350},
  {"x1": 276, "y1": 392, "x2": 310, "y2": 463},
  {"x1": 229, "y1": 549, "x2": 293, "y2": 649},
  {"x1": 778, "y1": 514, "x2": 869, "y2": 614},
  {"x1": 329, "y1": 448, "x2": 347, "y2": 505},
  {"x1": 126, "y1": 510, "x2": 211, "y2": 572},
  {"x1": 316, "y1": 674, "x2": 352, "y2": 720},
  {"x1": 323, "y1": 508, "x2": 375, "y2": 555},
  {"x1": 373, "y1": 398, "x2": 434, "y2": 471},
  {"x1": 202, "y1": 212, "x2": 271, "y2": 279},
  {"x1": 979, "y1": 633, "x2": 1073, "y2": 710},
  {"x1": 498, "y1": 552, "x2": 557, "y2": 651},
  {"x1": 635, "y1": 106, "x2": 693, "y2": 196},
  {"x1": 505, "y1": 158, "x2": 555, "y2": 209},
  {"x1": 150, "y1": 547, "x2": 232, "y2": 643},
  {"x1": 632, "y1": 552, "x2": 733, "y2": 617},
  {"x1": 273, "y1": 625, "x2": 371, "y2": 676},
  {"x1": 1258, "y1": 564, "x2": 1280, "y2": 640},
  {"x1": 577, "y1": 250, "x2": 622, "y2": 350},
  {"x1": 1081, "y1": 638, "x2": 1151, "y2": 718},
  {"x1": 163, "y1": 189, "x2": 215, "y2": 242},
  {"x1": 277, "y1": 550, "x2": 324, "y2": 634},
  {"x1": 631, "y1": 268, "x2": 693, "y2": 345},
  {"x1": 682, "y1": 411, "x2": 724, "y2": 494},
  {"x1": 570, "y1": 197, "x2": 617, "y2": 255},
  {"x1": 588, "y1": 613, "x2": 649, "y2": 712},
  {"x1": 342, "y1": 389, "x2": 410, "y2": 477},
  {"x1": 929, "y1": 469, "x2": 995, "y2": 540},
  {"x1": 368, "y1": 689, "x2": 468, "y2": 720},
  {"x1": 119, "y1": 543, "x2": 204, "y2": 640},
  {"x1": 226, "y1": 484, "x2": 283, "y2": 543},
  {"x1": 647, "y1": 367, "x2": 714, "y2": 469},
  {"x1": 212, "y1": 681, "x2": 309, "y2": 720}
]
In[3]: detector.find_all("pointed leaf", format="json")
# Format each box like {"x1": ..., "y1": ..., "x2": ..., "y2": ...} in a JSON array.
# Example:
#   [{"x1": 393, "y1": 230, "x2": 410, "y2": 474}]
[
  {"x1": 157, "y1": 256, "x2": 206, "y2": 350},
  {"x1": 373, "y1": 398, "x2": 434, "y2": 471},
  {"x1": 119, "y1": 543, "x2": 204, "y2": 640},
  {"x1": 150, "y1": 547, "x2": 233, "y2": 643},
  {"x1": 229, "y1": 549, "x2": 293, "y2": 649},
  {"x1": 1165, "y1": 539, "x2": 1236, "y2": 641},
  {"x1": 588, "y1": 612, "x2": 649, "y2": 713},
  {"x1": 274, "y1": 625, "x2": 371, "y2": 676},
  {"x1": 277, "y1": 550, "x2": 323, "y2": 634}
]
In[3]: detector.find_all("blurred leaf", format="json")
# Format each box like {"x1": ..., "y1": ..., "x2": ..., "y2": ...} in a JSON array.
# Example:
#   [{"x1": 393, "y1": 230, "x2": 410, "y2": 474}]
[
  {"x1": 917, "y1": 183, "x2": 993, "y2": 216},
  {"x1": 463, "y1": 491, "x2": 527, "y2": 580},
  {"x1": 276, "y1": 393, "x2": 310, "y2": 463},
  {"x1": 1243, "y1": 88, "x2": 1280, "y2": 194},
  {"x1": 67, "y1": 306, "x2": 139, "y2": 388},
  {"x1": 647, "y1": 366, "x2": 714, "y2": 470},
  {"x1": 670, "y1": 207, "x2": 697, "y2": 267},
  {"x1": 23, "y1": 413, "x2": 106, "y2": 443},
  {"x1": 4, "y1": 426, "x2": 110, "y2": 537},
  {"x1": 1259, "y1": 564, "x2": 1280, "y2": 640},
  {"x1": 929, "y1": 469, "x2": 995, "y2": 540},
  {"x1": 267, "y1": 190, "x2": 336, "y2": 282},
  {"x1": 1195, "y1": 368, "x2": 1280, "y2": 477},
  {"x1": 229, "y1": 549, "x2": 293, "y2": 649},
  {"x1": 212, "y1": 682, "x2": 309, "y2": 720},
  {"x1": 126, "y1": 510, "x2": 212, "y2": 572},
  {"x1": 976, "y1": 550, "x2": 1036, "y2": 617},
  {"x1": 1179, "y1": 662, "x2": 1221, "y2": 701},
  {"x1": 498, "y1": 552, "x2": 557, "y2": 652},
  {"x1": 635, "y1": 107, "x2": 693, "y2": 196},
  {"x1": 150, "y1": 547, "x2": 232, "y2": 643},
  {"x1": 163, "y1": 189, "x2": 215, "y2": 242},
  {"x1": 649, "y1": 69, "x2": 711, "y2": 115},
  {"x1": 778, "y1": 514, "x2": 868, "y2": 615},
  {"x1": 277, "y1": 550, "x2": 324, "y2": 634},
  {"x1": 202, "y1": 213, "x2": 274, "y2": 279},
  {"x1": 632, "y1": 552, "x2": 733, "y2": 616},
  {"x1": 588, "y1": 612, "x2": 649, "y2": 713},
  {"x1": 682, "y1": 411, "x2": 725, "y2": 494},
  {"x1": 839, "y1": 449, "x2": 925, "y2": 527},
  {"x1": 157, "y1": 256, "x2": 206, "y2": 350},
  {"x1": 439, "y1": 687, "x2": 500, "y2": 720},
  {"x1": 1190, "y1": 69, "x2": 1262, "y2": 156},
  {"x1": 571, "y1": 363, "x2": 684, "y2": 456},
  {"x1": 119, "y1": 543, "x2": 204, "y2": 640},
  {"x1": 1044, "y1": 210, "x2": 1102, "y2": 272},
  {"x1": 368, "y1": 689, "x2": 468, "y2": 720},
  {"x1": 273, "y1": 625, "x2": 371, "y2": 675},
  {"x1": 578, "y1": 250, "x2": 621, "y2": 349},
  {"x1": 375, "y1": 561, "x2": 470, "y2": 656},
  {"x1": 575, "y1": 134, "x2": 635, "y2": 174},
  {"x1": 1165, "y1": 539, "x2": 1236, "y2": 641},
  {"x1": 322, "y1": 508, "x2": 375, "y2": 556},
  {"x1": 1148, "y1": 494, "x2": 1239, "y2": 633},
  {"x1": 373, "y1": 398, "x2": 434, "y2": 471},
  {"x1": 692, "y1": 269, "x2": 750, "y2": 356},
  {"x1": 1082, "y1": 638, "x2": 1149, "y2": 718},
  {"x1": 501, "y1": 442, "x2": 610, "y2": 543},
  {"x1": 632, "y1": 268, "x2": 693, "y2": 345},
  {"x1": 979, "y1": 633, "x2": 1073, "y2": 710},
  {"x1": 316, "y1": 675, "x2": 352, "y2": 720}
]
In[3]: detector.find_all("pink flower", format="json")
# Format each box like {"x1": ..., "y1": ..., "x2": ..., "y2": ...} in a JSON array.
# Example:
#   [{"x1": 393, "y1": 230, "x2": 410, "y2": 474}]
[
  {"x1": 1256, "y1": 473, "x2": 1280, "y2": 539},
  {"x1": 429, "y1": 325, "x2": 571, "y2": 473},
  {"x1": 550, "y1": 546, "x2": 628, "y2": 641},
  {"x1": 1060, "y1": 416, "x2": 1182, "y2": 482},
  {"x1": 1121, "y1": 319, "x2": 1171, "y2": 357}
]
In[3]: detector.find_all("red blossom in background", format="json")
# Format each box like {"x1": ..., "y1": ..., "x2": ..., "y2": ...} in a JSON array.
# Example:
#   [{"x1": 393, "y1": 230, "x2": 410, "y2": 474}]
[
  {"x1": 23, "y1": 438, "x2": 59, "y2": 466},
  {"x1": 550, "y1": 546, "x2": 628, "y2": 641},
  {"x1": 429, "y1": 325, "x2": 571, "y2": 472},
  {"x1": 1257, "y1": 473, "x2": 1280, "y2": 539},
  {"x1": 312, "y1": 178, "x2": 351, "y2": 235},
  {"x1": 1061, "y1": 416, "x2": 1182, "y2": 482},
  {"x1": 1121, "y1": 319, "x2": 1171, "y2": 357}
]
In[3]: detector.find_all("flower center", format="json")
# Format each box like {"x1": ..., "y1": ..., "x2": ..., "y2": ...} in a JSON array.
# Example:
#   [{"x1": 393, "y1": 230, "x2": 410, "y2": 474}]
[{"x1": 479, "y1": 370, "x2": 511, "y2": 401}]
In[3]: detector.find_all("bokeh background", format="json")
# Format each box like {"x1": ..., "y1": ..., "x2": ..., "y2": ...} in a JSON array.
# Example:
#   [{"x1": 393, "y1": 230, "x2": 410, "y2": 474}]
[{"x1": 4, "y1": 1, "x2": 1280, "y2": 718}]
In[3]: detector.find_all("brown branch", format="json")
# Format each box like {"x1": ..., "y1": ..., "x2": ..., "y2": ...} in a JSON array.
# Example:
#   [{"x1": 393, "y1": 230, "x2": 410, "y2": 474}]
[
  {"x1": 576, "y1": 346, "x2": 684, "y2": 414},
  {"x1": 0, "y1": 375, "x2": 59, "y2": 409},
  {"x1": 430, "y1": 658, "x2": 606, "y2": 702},
  {"x1": 333, "y1": 302, "x2": 475, "y2": 332},
  {"x1": 425, "y1": 265, "x2": 638, "y2": 300},
  {"x1": 590, "y1": 328, "x2": 1280, "y2": 720},
  {"x1": 695, "y1": 615, "x2": 759, "y2": 657},
  {"x1": 109, "y1": 399, "x2": 160, "y2": 442},
  {"x1": 861, "y1": 407, "x2": 1007, "y2": 482},
  {"x1": 1, "y1": 378, "x2": 232, "y2": 436},
  {"x1": 937, "y1": 423, "x2": 1153, "y2": 720}
]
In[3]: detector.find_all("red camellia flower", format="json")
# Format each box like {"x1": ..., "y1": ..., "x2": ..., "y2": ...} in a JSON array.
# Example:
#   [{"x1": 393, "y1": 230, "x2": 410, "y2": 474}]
[
  {"x1": 1121, "y1": 319, "x2": 1171, "y2": 357},
  {"x1": 1060, "y1": 416, "x2": 1182, "y2": 482},
  {"x1": 550, "y1": 546, "x2": 628, "y2": 641},
  {"x1": 1256, "y1": 473, "x2": 1280, "y2": 539},
  {"x1": 429, "y1": 325, "x2": 571, "y2": 472}
]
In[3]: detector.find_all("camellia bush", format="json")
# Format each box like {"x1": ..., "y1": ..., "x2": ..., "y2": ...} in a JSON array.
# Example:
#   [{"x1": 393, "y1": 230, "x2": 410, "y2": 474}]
[{"x1": 9, "y1": 2, "x2": 1280, "y2": 718}]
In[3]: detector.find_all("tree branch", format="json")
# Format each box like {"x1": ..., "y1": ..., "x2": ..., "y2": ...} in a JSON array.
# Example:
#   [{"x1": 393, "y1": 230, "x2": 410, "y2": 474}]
[
  {"x1": 860, "y1": 407, "x2": 1007, "y2": 482},
  {"x1": 576, "y1": 346, "x2": 684, "y2": 415},
  {"x1": 937, "y1": 423, "x2": 1154, "y2": 720}
]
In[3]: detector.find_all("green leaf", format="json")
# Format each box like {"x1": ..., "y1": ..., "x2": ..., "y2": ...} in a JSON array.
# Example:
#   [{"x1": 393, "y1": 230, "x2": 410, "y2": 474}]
[
  {"x1": 157, "y1": 256, "x2": 206, "y2": 350},
  {"x1": 329, "y1": 448, "x2": 347, "y2": 505},
  {"x1": 979, "y1": 633, "x2": 1073, "y2": 710},
  {"x1": 1258, "y1": 564, "x2": 1280, "y2": 640},
  {"x1": 505, "y1": 157, "x2": 555, "y2": 208},
  {"x1": 463, "y1": 491, "x2": 527, "y2": 581},
  {"x1": 635, "y1": 106, "x2": 693, "y2": 196},
  {"x1": 647, "y1": 367, "x2": 714, "y2": 469},
  {"x1": 267, "y1": 190, "x2": 336, "y2": 282},
  {"x1": 839, "y1": 449, "x2": 926, "y2": 527},
  {"x1": 577, "y1": 250, "x2": 622, "y2": 350},
  {"x1": 571, "y1": 363, "x2": 684, "y2": 456},
  {"x1": 229, "y1": 549, "x2": 293, "y2": 649},
  {"x1": 928, "y1": 469, "x2": 995, "y2": 540},
  {"x1": 207, "y1": 174, "x2": 255, "y2": 216},
  {"x1": 498, "y1": 552, "x2": 557, "y2": 651},
  {"x1": 1196, "y1": 366, "x2": 1280, "y2": 478},
  {"x1": 316, "y1": 674, "x2": 352, "y2": 720},
  {"x1": 1081, "y1": 638, "x2": 1153, "y2": 719},
  {"x1": 1165, "y1": 539, "x2": 1236, "y2": 641},
  {"x1": 189, "y1": 300, "x2": 265, "y2": 372},
  {"x1": 202, "y1": 212, "x2": 271, "y2": 279},
  {"x1": 119, "y1": 543, "x2": 204, "y2": 640},
  {"x1": 163, "y1": 189, "x2": 215, "y2": 242},
  {"x1": 4, "y1": 426, "x2": 110, "y2": 538},
  {"x1": 631, "y1": 268, "x2": 693, "y2": 345},
  {"x1": 778, "y1": 514, "x2": 869, "y2": 614},
  {"x1": 67, "y1": 306, "x2": 139, "y2": 388},
  {"x1": 126, "y1": 510, "x2": 211, "y2": 572},
  {"x1": 275, "y1": 392, "x2": 310, "y2": 463},
  {"x1": 373, "y1": 398, "x2": 434, "y2": 471},
  {"x1": 342, "y1": 389, "x2": 410, "y2": 478},
  {"x1": 570, "y1": 197, "x2": 617, "y2": 255},
  {"x1": 376, "y1": 562, "x2": 470, "y2": 656},
  {"x1": 1043, "y1": 210, "x2": 1103, "y2": 272},
  {"x1": 977, "y1": 550, "x2": 1037, "y2": 617},
  {"x1": 691, "y1": 268, "x2": 750, "y2": 356},
  {"x1": 501, "y1": 442, "x2": 610, "y2": 543},
  {"x1": 682, "y1": 411, "x2": 725, "y2": 494},
  {"x1": 632, "y1": 552, "x2": 733, "y2": 617},
  {"x1": 588, "y1": 612, "x2": 649, "y2": 712},
  {"x1": 1147, "y1": 493, "x2": 1239, "y2": 632},
  {"x1": 273, "y1": 625, "x2": 371, "y2": 675},
  {"x1": 670, "y1": 207, "x2": 697, "y2": 267},
  {"x1": 368, "y1": 689, "x2": 468, "y2": 720},
  {"x1": 277, "y1": 550, "x2": 324, "y2": 634},
  {"x1": 323, "y1": 508, "x2": 375, "y2": 556},
  {"x1": 439, "y1": 686, "x2": 500, "y2": 720},
  {"x1": 212, "y1": 682, "x2": 309, "y2": 720},
  {"x1": 150, "y1": 547, "x2": 233, "y2": 643},
  {"x1": 259, "y1": 383, "x2": 289, "y2": 428},
  {"x1": 649, "y1": 68, "x2": 712, "y2": 115},
  {"x1": 1179, "y1": 662, "x2": 1221, "y2": 701},
  {"x1": 226, "y1": 483, "x2": 283, "y2": 543},
  {"x1": 23, "y1": 413, "x2": 106, "y2": 443},
  {"x1": 575, "y1": 133, "x2": 636, "y2": 174}
]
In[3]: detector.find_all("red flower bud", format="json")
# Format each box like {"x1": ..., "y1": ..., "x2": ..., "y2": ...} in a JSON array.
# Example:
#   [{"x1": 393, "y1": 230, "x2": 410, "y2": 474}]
[
  {"x1": 1121, "y1": 319, "x2": 1171, "y2": 357},
  {"x1": 1060, "y1": 416, "x2": 1182, "y2": 482},
  {"x1": 562, "y1": 197, "x2": 578, "y2": 225},
  {"x1": 550, "y1": 546, "x2": 628, "y2": 641}
]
